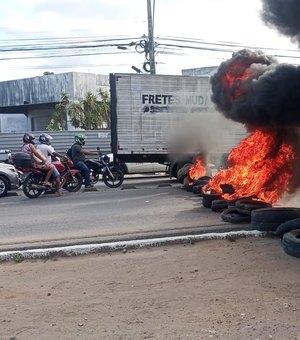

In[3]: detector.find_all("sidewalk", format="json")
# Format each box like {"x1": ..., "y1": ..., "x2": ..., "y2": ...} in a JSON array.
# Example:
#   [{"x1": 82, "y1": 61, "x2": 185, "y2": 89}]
[{"x1": 1, "y1": 235, "x2": 299, "y2": 340}]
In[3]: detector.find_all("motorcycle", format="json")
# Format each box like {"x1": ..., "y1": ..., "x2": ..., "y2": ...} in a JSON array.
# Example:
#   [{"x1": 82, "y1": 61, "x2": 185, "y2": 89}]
[
  {"x1": 84, "y1": 151, "x2": 124, "y2": 188},
  {"x1": 12, "y1": 152, "x2": 83, "y2": 199}
]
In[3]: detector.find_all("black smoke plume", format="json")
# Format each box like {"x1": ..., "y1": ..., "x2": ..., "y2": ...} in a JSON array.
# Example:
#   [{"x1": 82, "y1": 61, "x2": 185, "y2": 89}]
[
  {"x1": 210, "y1": 49, "x2": 300, "y2": 129},
  {"x1": 261, "y1": 0, "x2": 300, "y2": 45}
]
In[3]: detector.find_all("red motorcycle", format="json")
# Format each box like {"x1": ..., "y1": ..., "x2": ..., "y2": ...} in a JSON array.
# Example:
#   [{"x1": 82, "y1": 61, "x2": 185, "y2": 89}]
[{"x1": 12, "y1": 152, "x2": 83, "y2": 199}]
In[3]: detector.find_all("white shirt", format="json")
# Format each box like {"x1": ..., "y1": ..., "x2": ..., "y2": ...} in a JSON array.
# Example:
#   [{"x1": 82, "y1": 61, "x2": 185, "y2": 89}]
[{"x1": 37, "y1": 144, "x2": 55, "y2": 163}]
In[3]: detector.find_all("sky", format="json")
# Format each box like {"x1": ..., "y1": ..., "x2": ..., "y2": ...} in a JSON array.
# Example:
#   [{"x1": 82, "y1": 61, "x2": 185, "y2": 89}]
[{"x1": 0, "y1": 0, "x2": 300, "y2": 81}]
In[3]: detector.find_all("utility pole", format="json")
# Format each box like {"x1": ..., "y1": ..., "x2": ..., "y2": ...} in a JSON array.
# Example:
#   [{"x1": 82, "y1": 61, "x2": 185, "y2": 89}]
[{"x1": 147, "y1": 0, "x2": 156, "y2": 74}]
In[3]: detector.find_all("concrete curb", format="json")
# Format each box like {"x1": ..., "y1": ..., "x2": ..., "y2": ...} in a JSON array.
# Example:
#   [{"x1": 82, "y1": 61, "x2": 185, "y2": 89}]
[{"x1": 0, "y1": 230, "x2": 264, "y2": 262}]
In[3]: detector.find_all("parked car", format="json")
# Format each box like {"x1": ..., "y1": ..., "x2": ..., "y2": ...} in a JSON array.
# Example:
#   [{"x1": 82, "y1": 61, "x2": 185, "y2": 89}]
[
  {"x1": 0, "y1": 163, "x2": 20, "y2": 197},
  {"x1": 0, "y1": 149, "x2": 12, "y2": 163}
]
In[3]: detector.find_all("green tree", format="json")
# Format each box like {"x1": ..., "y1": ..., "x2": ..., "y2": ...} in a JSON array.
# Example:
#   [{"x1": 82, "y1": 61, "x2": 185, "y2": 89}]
[
  {"x1": 47, "y1": 88, "x2": 110, "y2": 131},
  {"x1": 47, "y1": 91, "x2": 69, "y2": 131}
]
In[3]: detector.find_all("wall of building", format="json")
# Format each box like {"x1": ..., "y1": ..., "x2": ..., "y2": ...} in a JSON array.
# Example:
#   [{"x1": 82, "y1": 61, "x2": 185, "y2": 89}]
[
  {"x1": 0, "y1": 72, "x2": 110, "y2": 132},
  {"x1": 0, "y1": 114, "x2": 28, "y2": 132},
  {"x1": 0, "y1": 71, "x2": 109, "y2": 107}
]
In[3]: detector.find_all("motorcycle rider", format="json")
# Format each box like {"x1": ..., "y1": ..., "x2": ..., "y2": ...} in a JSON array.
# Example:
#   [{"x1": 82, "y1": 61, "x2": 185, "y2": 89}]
[
  {"x1": 22, "y1": 133, "x2": 55, "y2": 187},
  {"x1": 37, "y1": 133, "x2": 66, "y2": 196},
  {"x1": 69, "y1": 133, "x2": 98, "y2": 188}
]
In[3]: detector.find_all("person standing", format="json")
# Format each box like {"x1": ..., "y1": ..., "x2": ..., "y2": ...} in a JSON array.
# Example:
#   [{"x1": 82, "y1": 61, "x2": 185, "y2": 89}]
[
  {"x1": 69, "y1": 133, "x2": 98, "y2": 188},
  {"x1": 37, "y1": 133, "x2": 66, "y2": 196}
]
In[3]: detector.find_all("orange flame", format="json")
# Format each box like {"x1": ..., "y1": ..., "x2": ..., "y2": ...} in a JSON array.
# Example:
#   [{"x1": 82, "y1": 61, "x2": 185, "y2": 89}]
[
  {"x1": 221, "y1": 63, "x2": 252, "y2": 101},
  {"x1": 189, "y1": 156, "x2": 206, "y2": 180},
  {"x1": 205, "y1": 129, "x2": 297, "y2": 203}
]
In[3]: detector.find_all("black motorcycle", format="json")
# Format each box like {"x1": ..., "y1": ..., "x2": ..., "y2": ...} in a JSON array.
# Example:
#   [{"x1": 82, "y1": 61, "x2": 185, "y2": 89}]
[{"x1": 84, "y1": 152, "x2": 124, "y2": 188}]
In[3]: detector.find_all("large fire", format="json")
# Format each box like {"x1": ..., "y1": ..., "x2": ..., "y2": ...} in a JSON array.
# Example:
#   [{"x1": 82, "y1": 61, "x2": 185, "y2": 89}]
[{"x1": 204, "y1": 129, "x2": 297, "y2": 203}]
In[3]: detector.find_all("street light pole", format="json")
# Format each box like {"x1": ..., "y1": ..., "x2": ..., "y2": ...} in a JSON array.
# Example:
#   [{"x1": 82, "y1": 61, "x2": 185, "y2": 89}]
[{"x1": 147, "y1": 0, "x2": 156, "y2": 74}]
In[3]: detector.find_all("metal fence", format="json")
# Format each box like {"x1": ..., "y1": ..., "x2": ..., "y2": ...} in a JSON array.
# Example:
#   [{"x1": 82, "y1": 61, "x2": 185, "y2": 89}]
[{"x1": 0, "y1": 130, "x2": 112, "y2": 154}]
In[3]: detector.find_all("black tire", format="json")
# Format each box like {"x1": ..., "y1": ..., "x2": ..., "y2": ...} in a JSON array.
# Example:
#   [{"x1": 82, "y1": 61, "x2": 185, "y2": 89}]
[
  {"x1": 192, "y1": 179, "x2": 209, "y2": 186},
  {"x1": 221, "y1": 207, "x2": 251, "y2": 223},
  {"x1": 251, "y1": 207, "x2": 300, "y2": 232},
  {"x1": 0, "y1": 175, "x2": 9, "y2": 198},
  {"x1": 275, "y1": 218, "x2": 300, "y2": 238},
  {"x1": 189, "y1": 180, "x2": 209, "y2": 195},
  {"x1": 63, "y1": 172, "x2": 83, "y2": 192},
  {"x1": 226, "y1": 198, "x2": 240, "y2": 207},
  {"x1": 211, "y1": 199, "x2": 228, "y2": 212},
  {"x1": 177, "y1": 163, "x2": 192, "y2": 184},
  {"x1": 22, "y1": 173, "x2": 44, "y2": 199},
  {"x1": 193, "y1": 184, "x2": 206, "y2": 195},
  {"x1": 171, "y1": 160, "x2": 191, "y2": 179},
  {"x1": 202, "y1": 191, "x2": 222, "y2": 208},
  {"x1": 185, "y1": 184, "x2": 194, "y2": 192},
  {"x1": 182, "y1": 176, "x2": 192, "y2": 191},
  {"x1": 198, "y1": 175, "x2": 212, "y2": 181},
  {"x1": 235, "y1": 199, "x2": 272, "y2": 216},
  {"x1": 169, "y1": 162, "x2": 178, "y2": 179},
  {"x1": 89, "y1": 169, "x2": 100, "y2": 185},
  {"x1": 226, "y1": 196, "x2": 256, "y2": 208},
  {"x1": 103, "y1": 168, "x2": 124, "y2": 188},
  {"x1": 282, "y1": 229, "x2": 300, "y2": 258}
]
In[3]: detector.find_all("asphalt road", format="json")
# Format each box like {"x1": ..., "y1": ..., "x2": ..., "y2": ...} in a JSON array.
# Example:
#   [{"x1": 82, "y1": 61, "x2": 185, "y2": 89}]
[{"x1": 0, "y1": 175, "x2": 249, "y2": 251}]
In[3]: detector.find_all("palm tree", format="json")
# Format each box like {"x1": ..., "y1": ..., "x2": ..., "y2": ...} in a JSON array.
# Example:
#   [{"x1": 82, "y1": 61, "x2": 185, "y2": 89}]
[{"x1": 47, "y1": 89, "x2": 110, "y2": 131}]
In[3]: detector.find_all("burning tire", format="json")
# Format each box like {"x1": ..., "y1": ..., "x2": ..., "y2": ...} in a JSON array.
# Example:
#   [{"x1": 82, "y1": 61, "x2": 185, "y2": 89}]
[
  {"x1": 282, "y1": 229, "x2": 300, "y2": 258},
  {"x1": 251, "y1": 208, "x2": 300, "y2": 232},
  {"x1": 235, "y1": 199, "x2": 272, "y2": 215},
  {"x1": 275, "y1": 218, "x2": 300, "y2": 239},
  {"x1": 211, "y1": 199, "x2": 228, "y2": 212},
  {"x1": 221, "y1": 207, "x2": 251, "y2": 223},
  {"x1": 196, "y1": 176, "x2": 212, "y2": 182},
  {"x1": 226, "y1": 196, "x2": 255, "y2": 208}
]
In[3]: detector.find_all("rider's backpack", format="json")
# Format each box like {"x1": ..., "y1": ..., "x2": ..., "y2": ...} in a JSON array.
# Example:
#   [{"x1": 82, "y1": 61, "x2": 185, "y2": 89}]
[{"x1": 66, "y1": 147, "x2": 73, "y2": 161}]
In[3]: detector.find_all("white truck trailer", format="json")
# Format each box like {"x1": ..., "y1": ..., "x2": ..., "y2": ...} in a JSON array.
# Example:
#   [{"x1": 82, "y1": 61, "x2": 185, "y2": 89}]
[{"x1": 109, "y1": 73, "x2": 246, "y2": 177}]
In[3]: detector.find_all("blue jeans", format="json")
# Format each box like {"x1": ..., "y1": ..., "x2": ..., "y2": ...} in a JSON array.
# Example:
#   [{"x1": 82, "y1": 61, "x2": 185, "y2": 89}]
[{"x1": 74, "y1": 161, "x2": 91, "y2": 187}]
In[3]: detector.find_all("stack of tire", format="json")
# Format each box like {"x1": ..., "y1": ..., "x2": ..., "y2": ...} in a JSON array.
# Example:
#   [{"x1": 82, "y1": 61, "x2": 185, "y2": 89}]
[
  {"x1": 177, "y1": 162, "x2": 211, "y2": 195},
  {"x1": 219, "y1": 199, "x2": 271, "y2": 224},
  {"x1": 252, "y1": 208, "x2": 300, "y2": 258},
  {"x1": 209, "y1": 196, "x2": 300, "y2": 258}
]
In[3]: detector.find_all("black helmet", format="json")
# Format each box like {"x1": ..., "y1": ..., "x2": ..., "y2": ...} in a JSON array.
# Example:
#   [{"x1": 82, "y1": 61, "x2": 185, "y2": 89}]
[
  {"x1": 39, "y1": 133, "x2": 53, "y2": 145},
  {"x1": 23, "y1": 133, "x2": 35, "y2": 144}
]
